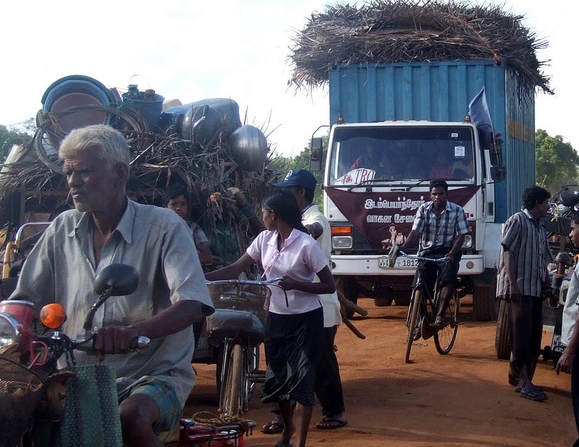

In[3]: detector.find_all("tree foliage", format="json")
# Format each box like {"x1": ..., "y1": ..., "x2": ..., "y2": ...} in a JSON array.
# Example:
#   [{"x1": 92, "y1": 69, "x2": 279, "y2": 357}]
[
  {"x1": 536, "y1": 129, "x2": 579, "y2": 193},
  {"x1": 0, "y1": 124, "x2": 33, "y2": 164},
  {"x1": 269, "y1": 146, "x2": 325, "y2": 207}
]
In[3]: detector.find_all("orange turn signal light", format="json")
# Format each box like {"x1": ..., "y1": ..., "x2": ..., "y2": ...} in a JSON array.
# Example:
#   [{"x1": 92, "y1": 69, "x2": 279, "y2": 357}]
[
  {"x1": 331, "y1": 226, "x2": 352, "y2": 235},
  {"x1": 39, "y1": 303, "x2": 67, "y2": 329}
]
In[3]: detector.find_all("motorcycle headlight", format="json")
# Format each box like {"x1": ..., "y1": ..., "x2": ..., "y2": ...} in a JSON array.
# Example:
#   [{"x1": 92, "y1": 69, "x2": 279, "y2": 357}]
[{"x1": 0, "y1": 312, "x2": 21, "y2": 348}]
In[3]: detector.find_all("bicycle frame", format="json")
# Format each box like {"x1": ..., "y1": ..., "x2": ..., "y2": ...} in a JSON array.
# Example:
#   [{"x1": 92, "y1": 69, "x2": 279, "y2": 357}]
[
  {"x1": 400, "y1": 250, "x2": 460, "y2": 363},
  {"x1": 408, "y1": 259, "x2": 441, "y2": 327}
]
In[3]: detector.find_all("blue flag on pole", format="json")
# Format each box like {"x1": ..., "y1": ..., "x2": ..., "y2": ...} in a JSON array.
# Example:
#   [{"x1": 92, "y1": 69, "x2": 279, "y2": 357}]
[{"x1": 468, "y1": 87, "x2": 493, "y2": 131}]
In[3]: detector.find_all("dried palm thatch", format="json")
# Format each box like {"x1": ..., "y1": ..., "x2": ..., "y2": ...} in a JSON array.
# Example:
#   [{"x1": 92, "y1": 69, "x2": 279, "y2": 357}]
[
  {"x1": 0, "y1": 107, "x2": 281, "y2": 265},
  {"x1": 289, "y1": 0, "x2": 551, "y2": 94}
]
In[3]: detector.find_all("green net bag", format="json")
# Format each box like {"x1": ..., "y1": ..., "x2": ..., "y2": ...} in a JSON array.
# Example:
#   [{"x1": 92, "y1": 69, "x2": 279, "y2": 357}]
[{"x1": 57, "y1": 364, "x2": 122, "y2": 447}]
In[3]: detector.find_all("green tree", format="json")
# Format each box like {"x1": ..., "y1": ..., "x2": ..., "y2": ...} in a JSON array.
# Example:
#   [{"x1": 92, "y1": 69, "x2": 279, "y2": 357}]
[
  {"x1": 536, "y1": 129, "x2": 579, "y2": 193},
  {"x1": 269, "y1": 146, "x2": 325, "y2": 206},
  {"x1": 0, "y1": 123, "x2": 34, "y2": 164}
]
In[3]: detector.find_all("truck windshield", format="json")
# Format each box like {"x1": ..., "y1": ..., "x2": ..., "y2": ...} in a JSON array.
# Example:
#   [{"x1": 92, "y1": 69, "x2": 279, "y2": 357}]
[{"x1": 327, "y1": 124, "x2": 476, "y2": 185}]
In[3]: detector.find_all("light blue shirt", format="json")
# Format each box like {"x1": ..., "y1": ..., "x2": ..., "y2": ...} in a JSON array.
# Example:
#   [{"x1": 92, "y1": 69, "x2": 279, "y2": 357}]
[{"x1": 12, "y1": 199, "x2": 214, "y2": 407}]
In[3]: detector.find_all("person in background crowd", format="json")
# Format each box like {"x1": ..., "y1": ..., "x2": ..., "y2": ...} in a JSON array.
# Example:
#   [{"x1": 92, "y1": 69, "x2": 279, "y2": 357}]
[
  {"x1": 206, "y1": 189, "x2": 336, "y2": 447},
  {"x1": 164, "y1": 185, "x2": 214, "y2": 267},
  {"x1": 350, "y1": 143, "x2": 398, "y2": 179},
  {"x1": 428, "y1": 151, "x2": 453, "y2": 179},
  {"x1": 10, "y1": 124, "x2": 214, "y2": 447},
  {"x1": 496, "y1": 185, "x2": 552, "y2": 402}
]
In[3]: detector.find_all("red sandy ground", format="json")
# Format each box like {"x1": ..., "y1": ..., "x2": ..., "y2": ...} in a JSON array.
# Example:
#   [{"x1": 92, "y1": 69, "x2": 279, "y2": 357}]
[{"x1": 183, "y1": 296, "x2": 576, "y2": 447}]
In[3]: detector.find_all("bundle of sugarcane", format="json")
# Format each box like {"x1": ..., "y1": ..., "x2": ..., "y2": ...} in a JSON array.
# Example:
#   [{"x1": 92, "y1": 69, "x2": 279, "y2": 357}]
[{"x1": 289, "y1": 0, "x2": 551, "y2": 94}]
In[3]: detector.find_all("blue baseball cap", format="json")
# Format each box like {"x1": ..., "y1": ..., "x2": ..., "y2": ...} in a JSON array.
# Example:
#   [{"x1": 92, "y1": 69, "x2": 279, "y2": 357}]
[{"x1": 273, "y1": 169, "x2": 317, "y2": 191}]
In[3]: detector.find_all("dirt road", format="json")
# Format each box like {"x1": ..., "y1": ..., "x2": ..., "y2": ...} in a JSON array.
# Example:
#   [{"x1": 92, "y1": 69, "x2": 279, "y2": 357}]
[{"x1": 184, "y1": 296, "x2": 577, "y2": 447}]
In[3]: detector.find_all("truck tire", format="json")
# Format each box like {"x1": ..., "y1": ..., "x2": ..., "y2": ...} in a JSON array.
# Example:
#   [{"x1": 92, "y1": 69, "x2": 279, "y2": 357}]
[
  {"x1": 473, "y1": 269, "x2": 498, "y2": 321},
  {"x1": 374, "y1": 297, "x2": 394, "y2": 307},
  {"x1": 495, "y1": 299, "x2": 511, "y2": 360}
]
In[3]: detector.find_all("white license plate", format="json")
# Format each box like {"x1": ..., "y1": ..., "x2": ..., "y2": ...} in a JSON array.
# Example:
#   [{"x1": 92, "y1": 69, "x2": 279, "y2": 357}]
[{"x1": 378, "y1": 256, "x2": 419, "y2": 269}]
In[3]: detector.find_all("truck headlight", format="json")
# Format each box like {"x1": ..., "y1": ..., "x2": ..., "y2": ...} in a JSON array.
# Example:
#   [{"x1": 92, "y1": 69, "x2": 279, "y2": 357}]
[
  {"x1": 462, "y1": 234, "x2": 473, "y2": 249},
  {"x1": 332, "y1": 236, "x2": 353, "y2": 250}
]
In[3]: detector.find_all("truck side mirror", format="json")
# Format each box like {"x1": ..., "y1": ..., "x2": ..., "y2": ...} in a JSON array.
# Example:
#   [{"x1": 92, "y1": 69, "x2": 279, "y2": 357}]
[
  {"x1": 491, "y1": 166, "x2": 506, "y2": 181},
  {"x1": 310, "y1": 137, "x2": 323, "y2": 172},
  {"x1": 489, "y1": 133, "x2": 505, "y2": 181}
]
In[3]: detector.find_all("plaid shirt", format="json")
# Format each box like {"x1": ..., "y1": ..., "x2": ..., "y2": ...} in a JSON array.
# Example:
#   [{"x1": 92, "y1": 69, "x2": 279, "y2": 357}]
[{"x1": 411, "y1": 200, "x2": 469, "y2": 254}]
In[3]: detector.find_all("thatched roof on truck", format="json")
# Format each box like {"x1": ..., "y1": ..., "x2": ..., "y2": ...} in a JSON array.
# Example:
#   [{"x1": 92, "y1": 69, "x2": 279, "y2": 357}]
[{"x1": 288, "y1": 0, "x2": 551, "y2": 94}]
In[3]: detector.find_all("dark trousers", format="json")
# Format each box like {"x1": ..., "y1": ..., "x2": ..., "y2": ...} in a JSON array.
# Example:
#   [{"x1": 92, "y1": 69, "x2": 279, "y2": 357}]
[
  {"x1": 508, "y1": 295, "x2": 542, "y2": 370},
  {"x1": 315, "y1": 325, "x2": 345, "y2": 417}
]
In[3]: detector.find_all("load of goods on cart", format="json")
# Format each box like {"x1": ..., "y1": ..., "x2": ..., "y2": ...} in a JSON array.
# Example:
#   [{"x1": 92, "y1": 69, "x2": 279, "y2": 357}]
[{"x1": 0, "y1": 74, "x2": 278, "y2": 285}]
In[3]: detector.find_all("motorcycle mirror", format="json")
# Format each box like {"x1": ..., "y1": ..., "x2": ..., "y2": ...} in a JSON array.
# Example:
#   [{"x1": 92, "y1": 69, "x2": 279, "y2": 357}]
[
  {"x1": 94, "y1": 264, "x2": 139, "y2": 296},
  {"x1": 560, "y1": 190, "x2": 579, "y2": 207}
]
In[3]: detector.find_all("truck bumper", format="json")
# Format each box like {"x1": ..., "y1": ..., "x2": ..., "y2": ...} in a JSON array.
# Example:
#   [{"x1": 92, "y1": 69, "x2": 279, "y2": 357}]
[{"x1": 331, "y1": 254, "x2": 485, "y2": 276}]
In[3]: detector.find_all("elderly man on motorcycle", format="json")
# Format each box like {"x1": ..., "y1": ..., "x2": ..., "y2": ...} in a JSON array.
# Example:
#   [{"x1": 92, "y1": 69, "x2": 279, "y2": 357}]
[{"x1": 11, "y1": 124, "x2": 214, "y2": 447}]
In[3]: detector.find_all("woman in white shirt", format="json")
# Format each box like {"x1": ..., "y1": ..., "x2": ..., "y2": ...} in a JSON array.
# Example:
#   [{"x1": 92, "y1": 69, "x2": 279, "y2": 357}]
[{"x1": 206, "y1": 189, "x2": 335, "y2": 447}]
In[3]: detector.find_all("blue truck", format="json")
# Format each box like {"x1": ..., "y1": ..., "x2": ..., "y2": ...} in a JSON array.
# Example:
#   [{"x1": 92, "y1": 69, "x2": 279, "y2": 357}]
[{"x1": 310, "y1": 60, "x2": 536, "y2": 321}]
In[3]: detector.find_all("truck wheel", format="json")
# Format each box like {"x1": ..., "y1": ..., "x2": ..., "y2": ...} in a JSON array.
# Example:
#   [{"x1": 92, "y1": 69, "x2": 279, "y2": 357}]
[
  {"x1": 393, "y1": 292, "x2": 411, "y2": 306},
  {"x1": 473, "y1": 269, "x2": 498, "y2": 321},
  {"x1": 374, "y1": 297, "x2": 394, "y2": 307},
  {"x1": 495, "y1": 299, "x2": 511, "y2": 360}
]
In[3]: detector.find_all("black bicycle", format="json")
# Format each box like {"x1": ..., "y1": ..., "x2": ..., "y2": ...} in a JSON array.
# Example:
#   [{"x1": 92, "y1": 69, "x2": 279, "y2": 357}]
[
  {"x1": 202, "y1": 277, "x2": 285, "y2": 419},
  {"x1": 394, "y1": 250, "x2": 460, "y2": 363}
]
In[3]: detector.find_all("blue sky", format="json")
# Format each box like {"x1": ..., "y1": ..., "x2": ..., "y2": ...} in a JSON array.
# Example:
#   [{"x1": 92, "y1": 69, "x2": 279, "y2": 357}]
[{"x1": 1, "y1": 0, "x2": 576, "y2": 156}]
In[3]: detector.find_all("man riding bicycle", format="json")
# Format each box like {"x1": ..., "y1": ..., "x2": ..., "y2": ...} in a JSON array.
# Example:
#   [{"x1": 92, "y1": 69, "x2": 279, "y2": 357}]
[{"x1": 400, "y1": 179, "x2": 469, "y2": 330}]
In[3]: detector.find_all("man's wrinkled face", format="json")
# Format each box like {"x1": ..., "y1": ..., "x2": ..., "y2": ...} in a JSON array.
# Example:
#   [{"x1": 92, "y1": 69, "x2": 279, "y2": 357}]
[{"x1": 63, "y1": 150, "x2": 122, "y2": 213}]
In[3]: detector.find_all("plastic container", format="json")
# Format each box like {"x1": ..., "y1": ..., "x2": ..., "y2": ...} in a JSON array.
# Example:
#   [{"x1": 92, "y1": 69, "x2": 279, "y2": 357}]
[
  {"x1": 121, "y1": 85, "x2": 164, "y2": 132},
  {"x1": 40, "y1": 75, "x2": 117, "y2": 134},
  {"x1": 160, "y1": 98, "x2": 242, "y2": 147}
]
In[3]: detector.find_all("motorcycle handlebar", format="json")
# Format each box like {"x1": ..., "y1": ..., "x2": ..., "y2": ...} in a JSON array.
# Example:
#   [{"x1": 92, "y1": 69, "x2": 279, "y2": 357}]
[{"x1": 73, "y1": 334, "x2": 150, "y2": 353}]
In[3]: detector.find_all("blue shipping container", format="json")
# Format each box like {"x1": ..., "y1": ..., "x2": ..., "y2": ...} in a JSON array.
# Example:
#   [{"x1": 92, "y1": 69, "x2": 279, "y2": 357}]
[{"x1": 328, "y1": 61, "x2": 535, "y2": 222}]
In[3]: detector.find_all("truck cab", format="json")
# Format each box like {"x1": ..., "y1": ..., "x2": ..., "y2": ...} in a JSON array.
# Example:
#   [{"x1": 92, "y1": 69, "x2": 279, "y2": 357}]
[{"x1": 318, "y1": 120, "x2": 503, "y2": 319}]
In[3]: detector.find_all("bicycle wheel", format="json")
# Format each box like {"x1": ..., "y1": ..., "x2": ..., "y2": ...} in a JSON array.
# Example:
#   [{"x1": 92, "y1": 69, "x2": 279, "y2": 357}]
[
  {"x1": 219, "y1": 342, "x2": 243, "y2": 419},
  {"x1": 434, "y1": 289, "x2": 459, "y2": 355},
  {"x1": 405, "y1": 288, "x2": 422, "y2": 363}
]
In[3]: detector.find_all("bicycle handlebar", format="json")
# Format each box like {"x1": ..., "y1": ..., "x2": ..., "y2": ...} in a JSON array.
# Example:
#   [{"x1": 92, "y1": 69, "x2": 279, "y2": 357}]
[
  {"x1": 206, "y1": 276, "x2": 284, "y2": 287},
  {"x1": 398, "y1": 250, "x2": 448, "y2": 263}
]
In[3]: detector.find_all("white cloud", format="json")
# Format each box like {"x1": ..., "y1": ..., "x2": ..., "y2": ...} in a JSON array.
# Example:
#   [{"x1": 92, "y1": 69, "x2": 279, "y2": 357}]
[{"x1": 1, "y1": 0, "x2": 577, "y2": 157}]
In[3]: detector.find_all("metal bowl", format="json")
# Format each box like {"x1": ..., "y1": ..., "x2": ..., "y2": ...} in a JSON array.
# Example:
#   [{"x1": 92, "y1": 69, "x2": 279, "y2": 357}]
[{"x1": 228, "y1": 125, "x2": 268, "y2": 171}]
